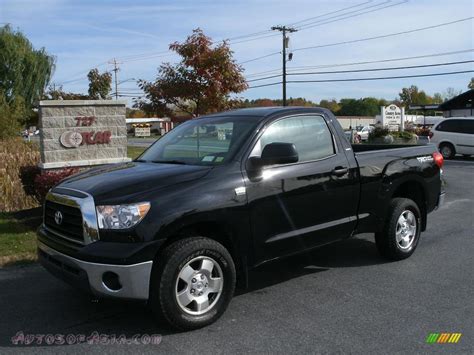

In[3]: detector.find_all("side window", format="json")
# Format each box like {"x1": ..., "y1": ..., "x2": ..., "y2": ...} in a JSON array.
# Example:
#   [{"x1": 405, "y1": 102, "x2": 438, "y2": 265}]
[
  {"x1": 250, "y1": 115, "x2": 335, "y2": 163},
  {"x1": 437, "y1": 120, "x2": 459, "y2": 133},
  {"x1": 456, "y1": 120, "x2": 474, "y2": 134}
]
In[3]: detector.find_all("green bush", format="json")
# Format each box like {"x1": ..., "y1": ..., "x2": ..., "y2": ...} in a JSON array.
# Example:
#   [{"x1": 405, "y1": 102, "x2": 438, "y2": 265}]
[
  {"x1": 368, "y1": 126, "x2": 389, "y2": 140},
  {"x1": 368, "y1": 126, "x2": 417, "y2": 144},
  {"x1": 390, "y1": 131, "x2": 415, "y2": 140}
]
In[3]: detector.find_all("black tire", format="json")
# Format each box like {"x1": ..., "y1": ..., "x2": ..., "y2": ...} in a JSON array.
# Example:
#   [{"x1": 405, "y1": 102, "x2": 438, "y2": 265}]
[
  {"x1": 375, "y1": 198, "x2": 421, "y2": 261},
  {"x1": 149, "y1": 237, "x2": 236, "y2": 330},
  {"x1": 439, "y1": 143, "x2": 455, "y2": 159}
]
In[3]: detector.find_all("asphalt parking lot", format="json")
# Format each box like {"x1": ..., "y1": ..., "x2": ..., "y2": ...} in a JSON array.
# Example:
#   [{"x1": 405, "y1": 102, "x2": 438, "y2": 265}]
[{"x1": 0, "y1": 158, "x2": 473, "y2": 354}]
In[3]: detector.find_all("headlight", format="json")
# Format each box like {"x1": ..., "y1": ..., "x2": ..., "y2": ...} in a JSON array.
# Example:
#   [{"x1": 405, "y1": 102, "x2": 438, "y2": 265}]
[{"x1": 96, "y1": 202, "x2": 150, "y2": 229}]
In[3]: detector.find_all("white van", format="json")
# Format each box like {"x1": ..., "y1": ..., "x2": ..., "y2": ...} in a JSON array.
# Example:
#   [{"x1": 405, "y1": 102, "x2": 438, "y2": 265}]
[{"x1": 430, "y1": 118, "x2": 474, "y2": 159}]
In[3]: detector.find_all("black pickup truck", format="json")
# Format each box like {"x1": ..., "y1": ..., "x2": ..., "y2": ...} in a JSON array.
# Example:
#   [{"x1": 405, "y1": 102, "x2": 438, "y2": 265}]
[{"x1": 38, "y1": 107, "x2": 445, "y2": 330}]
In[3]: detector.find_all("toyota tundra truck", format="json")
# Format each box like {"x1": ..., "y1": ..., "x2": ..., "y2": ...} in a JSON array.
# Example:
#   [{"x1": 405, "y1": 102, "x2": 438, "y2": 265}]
[{"x1": 37, "y1": 107, "x2": 445, "y2": 330}]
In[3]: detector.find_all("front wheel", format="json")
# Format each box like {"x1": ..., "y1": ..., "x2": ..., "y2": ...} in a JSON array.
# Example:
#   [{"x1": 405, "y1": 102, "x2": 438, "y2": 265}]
[
  {"x1": 375, "y1": 198, "x2": 421, "y2": 261},
  {"x1": 150, "y1": 237, "x2": 236, "y2": 330}
]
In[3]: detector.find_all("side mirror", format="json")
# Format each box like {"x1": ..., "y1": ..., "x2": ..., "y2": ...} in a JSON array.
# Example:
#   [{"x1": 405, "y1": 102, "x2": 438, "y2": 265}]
[{"x1": 255, "y1": 142, "x2": 298, "y2": 167}]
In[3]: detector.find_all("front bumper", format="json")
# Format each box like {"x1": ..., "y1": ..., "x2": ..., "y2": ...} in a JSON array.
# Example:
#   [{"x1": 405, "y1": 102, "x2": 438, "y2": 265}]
[{"x1": 38, "y1": 241, "x2": 153, "y2": 300}]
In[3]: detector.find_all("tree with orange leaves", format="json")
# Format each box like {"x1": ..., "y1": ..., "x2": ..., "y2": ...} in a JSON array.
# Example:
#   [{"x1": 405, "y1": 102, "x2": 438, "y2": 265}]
[{"x1": 136, "y1": 29, "x2": 247, "y2": 117}]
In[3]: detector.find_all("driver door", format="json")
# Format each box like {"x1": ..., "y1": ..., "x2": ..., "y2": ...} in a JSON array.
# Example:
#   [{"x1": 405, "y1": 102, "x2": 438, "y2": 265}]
[{"x1": 244, "y1": 114, "x2": 359, "y2": 264}]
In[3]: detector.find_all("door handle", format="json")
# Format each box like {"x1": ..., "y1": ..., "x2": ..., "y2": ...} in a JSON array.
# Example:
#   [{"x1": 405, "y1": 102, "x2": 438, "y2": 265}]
[{"x1": 332, "y1": 166, "x2": 348, "y2": 177}]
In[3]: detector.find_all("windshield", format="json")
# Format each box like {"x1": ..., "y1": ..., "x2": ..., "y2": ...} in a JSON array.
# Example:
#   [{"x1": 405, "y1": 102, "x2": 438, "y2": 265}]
[{"x1": 137, "y1": 116, "x2": 259, "y2": 166}]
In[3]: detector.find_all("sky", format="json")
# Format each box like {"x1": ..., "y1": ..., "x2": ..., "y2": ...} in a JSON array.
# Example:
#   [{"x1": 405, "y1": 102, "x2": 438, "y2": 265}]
[{"x1": 1, "y1": 0, "x2": 473, "y2": 105}]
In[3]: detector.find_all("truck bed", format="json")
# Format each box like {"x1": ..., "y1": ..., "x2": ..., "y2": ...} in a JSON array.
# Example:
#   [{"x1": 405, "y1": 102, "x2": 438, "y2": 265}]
[
  {"x1": 351, "y1": 142, "x2": 440, "y2": 234},
  {"x1": 352, "y1": 143, "x2": 425, "y2": 153}
]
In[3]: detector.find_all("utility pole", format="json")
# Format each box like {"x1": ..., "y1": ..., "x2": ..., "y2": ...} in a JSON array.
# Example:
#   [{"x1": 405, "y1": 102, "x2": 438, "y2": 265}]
[
  {"x1": 109, "y1": 58, "x2": 121, "y2": 100},
  {"x1": 271, "y1": 25, "x2": 297, "y2": 106}
]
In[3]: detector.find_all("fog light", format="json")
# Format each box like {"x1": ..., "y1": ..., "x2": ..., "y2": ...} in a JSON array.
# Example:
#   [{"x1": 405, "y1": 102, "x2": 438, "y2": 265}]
[{"x1": 102, "y1": 271, "x2": 122, "y2": 291}]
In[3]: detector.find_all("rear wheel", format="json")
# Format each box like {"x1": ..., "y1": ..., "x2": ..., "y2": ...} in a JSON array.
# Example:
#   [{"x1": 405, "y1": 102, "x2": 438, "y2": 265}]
[
  {"x1": 375, "y1": 198, "x2": 421, "y2": 261},
  {"x1": 439, "y1": 143, "x2": 455, "y2": 159},
  {"x1": 150, "y1": 237, "x2": 236, "y2": 330}
]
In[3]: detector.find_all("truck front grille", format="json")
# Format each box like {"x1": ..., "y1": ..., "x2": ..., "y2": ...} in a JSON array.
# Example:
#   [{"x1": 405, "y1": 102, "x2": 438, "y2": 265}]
[
  {"x1": 43, "y1": 188, "x2": 100, "y2": 245},
  {"x1": 44, "y1": 200, "x2": 84, "y2": 244}
]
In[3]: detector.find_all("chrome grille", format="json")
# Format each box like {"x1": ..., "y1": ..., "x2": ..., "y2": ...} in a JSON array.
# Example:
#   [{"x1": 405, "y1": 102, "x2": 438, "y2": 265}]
[
  {"x1": 44, "y1": 200, "x2": 84, "y2": 243},
  {"x1": 43, "y1": 188, "x2": 100, "y2": 245}
]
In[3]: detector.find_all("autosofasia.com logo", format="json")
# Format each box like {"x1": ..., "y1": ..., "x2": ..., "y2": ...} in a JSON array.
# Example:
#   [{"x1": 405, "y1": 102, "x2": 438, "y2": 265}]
[{"x1": 426, "y1": 333, "x2": 462, "y2": 344}]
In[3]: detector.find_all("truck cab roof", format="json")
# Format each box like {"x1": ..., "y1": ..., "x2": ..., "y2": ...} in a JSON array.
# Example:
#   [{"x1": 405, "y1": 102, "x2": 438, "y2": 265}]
[{"x1": 197, "y1": 106, "x2": 332, "y2": 120}]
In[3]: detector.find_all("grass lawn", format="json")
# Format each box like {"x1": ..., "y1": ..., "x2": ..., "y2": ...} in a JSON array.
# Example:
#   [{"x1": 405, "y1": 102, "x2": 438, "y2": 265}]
[
  {"x1": 127, "y1": 146, "x2": 146, "y2": 159},
  {"x1": 0, "y1": 211, "x2": 40, "y2": 267}
]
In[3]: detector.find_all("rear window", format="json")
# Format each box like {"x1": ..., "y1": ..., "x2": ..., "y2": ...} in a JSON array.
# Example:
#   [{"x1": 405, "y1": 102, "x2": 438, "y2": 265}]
[{"x1": 436, "y1": 119, "x2": 474, "y2": 134}]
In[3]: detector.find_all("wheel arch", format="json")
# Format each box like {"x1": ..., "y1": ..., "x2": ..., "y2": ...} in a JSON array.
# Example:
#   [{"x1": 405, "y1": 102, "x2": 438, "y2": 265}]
[
  {"x1": 438, "y1": 140, "x2": 456, "y2": 152},
  {"x1": 390, "y1": 180, "x2": 427, "y2": 231},
  {"x1": 155, "y1": 219, "x2": 248, "y2": 287}
]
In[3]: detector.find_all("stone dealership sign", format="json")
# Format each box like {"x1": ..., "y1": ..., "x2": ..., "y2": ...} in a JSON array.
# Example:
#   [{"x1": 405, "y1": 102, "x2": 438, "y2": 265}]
[{"x1": 38, "y1": 100, "x2": 131, "y2": 169}]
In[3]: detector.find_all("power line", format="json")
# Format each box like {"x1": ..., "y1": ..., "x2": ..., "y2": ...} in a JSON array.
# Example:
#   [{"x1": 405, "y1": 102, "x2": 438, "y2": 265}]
[
  {"x1": 247, "y1": 70, "x2": 474, "y2": 89},
  {"x1": 286, "y1": 70, "x2": 474, "y2": 84},
  {"x1": 120, "y1": 52, "x2": 174, "y2": 63},
  {"x1": 295, "y1": 0, "x2": 408, "y2": 31},
  {"x1": 232, "y1": 1, "x2": 384, "y2": 44},
  {"x1": 56, "y1": 1, "x2": 408, "y2": 85},
  {"x1": 110, "y1": 0, "x2": 384, "y2": 64},
  {"x1": 293, "y1": 17, "x2": 473, "y2": 53},
  {"x1": 239, "y1": 52, "x2": 280, "y2": 65},
  {"x1": 247, "y1": 74, "x2": 282, "y2": 83},
  {"x1": 231, "y1": 0, "x2": 408, "y2": 45},
  {"x1": 245, "y1": 48, "x2": 474, "y2": 79},
  {"x1": 101, "y1": 0, "x2": 391, "y2": 66},
  {"x1": 288, "y1": 60, "x2": 474, "y2": 76},
  {"x1": 246, "y1": 59, "x2": 474, "y2": 83},
  {"x1": 248, "y1": 82, "x2": 283, "y2": 89},
  {"x1": 286, "y1": 49, "x2": 474, "y2": 72},
  {"x1": 239, "y1": 17, "x2": 473, "y2": 65},
  {"x1": 225, "y1": 1, "x2": 374, "y2": 42},
  {"x1": 288, "y1": 0, "x2": 373, "y2": 26},
  {"x1": 59, "y1": 77, "x2": 89, "y2": 85},
  {"x1": 115, "y1": 50, "x2": 170, "y2": 61},
  {"x1": 56, "y1": 62, "x2": 109, "y2": 85},
  {"x1": 225, "y1": 29, "x2": 273, "y2": 42},
  {"x1": 107, "y1": 0, "x2": 404, "y2": 66}
]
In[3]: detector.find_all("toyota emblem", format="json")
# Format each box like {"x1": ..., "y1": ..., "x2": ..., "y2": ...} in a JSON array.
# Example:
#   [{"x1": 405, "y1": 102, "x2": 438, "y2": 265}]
[{"x1": 54, "y1": 211, "x2": 63, "y2": 225}]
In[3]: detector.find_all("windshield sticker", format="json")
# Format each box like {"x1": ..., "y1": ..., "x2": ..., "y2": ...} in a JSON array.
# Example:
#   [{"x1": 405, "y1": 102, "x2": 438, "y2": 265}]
[{"x1": 202, "y1": 156, "x2": 215, "y2": 162}]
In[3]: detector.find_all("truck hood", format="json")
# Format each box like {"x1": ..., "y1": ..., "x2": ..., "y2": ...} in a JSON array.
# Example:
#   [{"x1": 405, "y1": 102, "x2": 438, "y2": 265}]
[{"x1": 58, "y1": 162, "x2": 212, "y2": 203}]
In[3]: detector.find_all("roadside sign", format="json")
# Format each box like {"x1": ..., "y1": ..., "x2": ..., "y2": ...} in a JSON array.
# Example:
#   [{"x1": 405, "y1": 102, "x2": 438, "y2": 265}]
[{"x1": 135, "y1": 127, "x2": 151, "y2": 137}]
